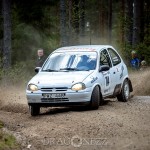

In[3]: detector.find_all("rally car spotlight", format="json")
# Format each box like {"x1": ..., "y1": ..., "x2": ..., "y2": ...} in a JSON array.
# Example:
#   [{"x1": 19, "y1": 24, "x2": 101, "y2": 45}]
[
  {"x1": 28, "y1": 84, "x2": 38, "y2": 92},
  {"x1": 71, "y1": 83, "x2": 86, "y2": 91}
]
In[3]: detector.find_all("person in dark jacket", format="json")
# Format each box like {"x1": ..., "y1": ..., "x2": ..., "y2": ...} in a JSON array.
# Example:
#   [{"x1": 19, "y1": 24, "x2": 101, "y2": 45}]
[
  {"x1": 130, "y1": 50, "x2": 140, "y2": 70},
  {"x1": 36, "y1": 49, "x2": 47, "y2": 67}
]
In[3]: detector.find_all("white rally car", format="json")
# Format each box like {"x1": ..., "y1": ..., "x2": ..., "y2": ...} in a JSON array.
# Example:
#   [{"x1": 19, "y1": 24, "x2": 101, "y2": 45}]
[{"x1": 26, "y1": 45, "x2": 133, "y2": 116}]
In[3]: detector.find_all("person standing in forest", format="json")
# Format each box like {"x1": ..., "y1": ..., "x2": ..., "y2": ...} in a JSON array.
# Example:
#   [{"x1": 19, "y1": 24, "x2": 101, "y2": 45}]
[
  {"x1": 130, "y1": 50, "x2": 140, "y2": 70},
  {"x1": 36, "y1": 49, "x2": 47, "y2": 67},
  {"x1": 140, "y1": 55, "x2": 147, "y2": 70}
]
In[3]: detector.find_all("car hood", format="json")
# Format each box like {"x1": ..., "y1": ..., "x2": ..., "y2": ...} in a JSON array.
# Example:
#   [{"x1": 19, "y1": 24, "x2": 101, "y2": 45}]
[{"x1": 29, "y1": 71, "x2": 94, "y2": 87}]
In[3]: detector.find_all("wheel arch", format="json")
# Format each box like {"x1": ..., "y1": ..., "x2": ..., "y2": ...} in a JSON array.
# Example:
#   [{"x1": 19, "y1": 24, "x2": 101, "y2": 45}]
[
  {"x1": 91, "y1": 83, "x2": 103, "y2": 100},
  {"x1": 122, "y1": 77, "x2": 133, "y2": 92},
  {"x1": 126, "y1": 78, "x2": 133, "y2": 92},
  {"x1": 92, "y1": 83, "x2": 102, "y2": 93}
]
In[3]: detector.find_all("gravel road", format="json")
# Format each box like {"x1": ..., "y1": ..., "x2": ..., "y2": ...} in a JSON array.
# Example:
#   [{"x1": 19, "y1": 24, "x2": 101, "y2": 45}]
[{"x1": 0, "y1": 87, "x2": 150, "y2": 150}]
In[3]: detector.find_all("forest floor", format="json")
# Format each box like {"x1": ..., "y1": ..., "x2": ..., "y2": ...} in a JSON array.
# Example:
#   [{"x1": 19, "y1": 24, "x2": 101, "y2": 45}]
[{"x1": 0, "y1": 69, "x2": 150, "y2": 150}]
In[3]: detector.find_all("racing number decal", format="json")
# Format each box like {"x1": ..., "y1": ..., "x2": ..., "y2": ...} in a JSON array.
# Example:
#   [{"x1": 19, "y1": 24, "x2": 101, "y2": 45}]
[
  {"x1": 105, "y1": 76, "x2": 109, "y2": 87},
  {"x1": 103, "y1": 71, "x2": 110, "y2": 93}
]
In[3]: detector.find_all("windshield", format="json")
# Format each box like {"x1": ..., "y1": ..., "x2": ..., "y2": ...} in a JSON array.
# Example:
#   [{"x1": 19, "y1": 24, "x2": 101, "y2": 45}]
[{"x1": 42, "y1": 51, "x2": 97, "y2": 72}]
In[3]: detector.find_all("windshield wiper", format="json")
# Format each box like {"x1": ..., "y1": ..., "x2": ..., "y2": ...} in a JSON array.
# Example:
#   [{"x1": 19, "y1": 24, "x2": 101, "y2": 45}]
[
  {"x1": 60, "y1": 68, "x2": 80, "y2": 71},
  {"x1": 42, "y1": 69, "x2": 58, "y2": 72},
  {"x1": 60, "y1": 68, "x2": 90, "y2": 71}
]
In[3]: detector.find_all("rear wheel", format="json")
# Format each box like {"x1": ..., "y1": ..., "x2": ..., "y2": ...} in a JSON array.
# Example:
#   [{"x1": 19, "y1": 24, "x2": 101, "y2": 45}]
[
  {"x1": 117, "y1": 79, "x2": 130, "y2": 102},
  {"x1": 30, "y1": 105, "x2": 40, "y2": 116},
  {"x1": 90, "y1": 86, "x2": 100, "y2": 109}
]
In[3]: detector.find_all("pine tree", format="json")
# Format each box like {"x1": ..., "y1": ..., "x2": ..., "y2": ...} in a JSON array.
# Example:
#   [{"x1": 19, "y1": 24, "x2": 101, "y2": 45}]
[{"x1": 2, "y1": 0, "x2": 11, "y2": 69}]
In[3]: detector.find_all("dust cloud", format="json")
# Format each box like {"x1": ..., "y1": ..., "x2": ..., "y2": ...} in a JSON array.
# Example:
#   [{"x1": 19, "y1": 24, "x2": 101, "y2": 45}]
[
  {"x1": 0, "y1": 86, "x2": 28, "y2": 113},
  {"x1": 0, "y1": 68, "x2": 149, "y2": 112},
  {"x1": 130, "y1": 68, "x2": 150, "y2": 96}
]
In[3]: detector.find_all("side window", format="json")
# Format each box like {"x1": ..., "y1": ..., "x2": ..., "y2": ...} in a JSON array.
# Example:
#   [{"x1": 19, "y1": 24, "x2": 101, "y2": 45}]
[
  {"x1": 108, "y1": 48, "x2": 121, "y2": 66},
  {"x1": 100, "y1": 49, "x2": 112, "y2": 67}
]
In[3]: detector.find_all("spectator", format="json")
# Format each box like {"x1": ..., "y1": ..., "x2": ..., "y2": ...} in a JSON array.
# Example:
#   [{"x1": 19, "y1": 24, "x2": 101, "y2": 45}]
[
  {"x1": 36, "y1": 49, "x2": 47, "y2": 67},
  {"x1": 130, "y1": 50, "x2": 140, "y2": 70},
  {"x1": 140, "y1": 56, "x2": 147, "y2": 70}
]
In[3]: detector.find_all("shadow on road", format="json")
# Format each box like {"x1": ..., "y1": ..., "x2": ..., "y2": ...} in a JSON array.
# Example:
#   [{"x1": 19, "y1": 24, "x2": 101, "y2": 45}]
[
  {"x1": 40, "y1": 106, "x2": 90, "y2": 116},
  {"x1": 40, "y1": 99, "x2": 113, "y2": 116}
]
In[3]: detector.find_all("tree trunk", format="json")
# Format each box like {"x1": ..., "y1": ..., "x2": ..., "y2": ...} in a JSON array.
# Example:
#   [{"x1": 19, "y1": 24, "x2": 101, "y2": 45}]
[
  {"x1": 132, "y1": 0, "x2": 142, "y2": 46},
  {"x1": 60, "y1": 0, "x2": 67, "y2": 46},
  {"x1": 72, "y1": 0, "x2": 79, "y2": 44},
  {"x1": 125, "y1": 0, "x2": 133, "y2": 46},
  {"x1": 79, "y1": 0, "x2": 85, "y2": 37},
  {"x1": 144, "y1": 0, "x2": 150, "y2": 45},
  {"x1": 68, "y1": 0, "x2": 72, "y2": 30},
  {"x1": 145, "y1": 0, "x2": 150, "y2": 29},
  {"x1": 73, "y1": 0, "x2": 79, "y2": 35},
  {"x1": 99, "y1": 0, "x2": 105, "y2": 41},
  {"x1": 108, "y1": 0, "x2": 112, "y2": 44},
  {"x1": 68, "y1": 0, "x2": 73, "y2": 45},
  {"x1": 2, "y1": 0, "x2": 11, "y2": 69},
  {"x1": 120, "y1": 0, "x2": 125, "y2": 45},
  {"x1": 139, "y1": 0, "x2": 144, "y2": 42}
]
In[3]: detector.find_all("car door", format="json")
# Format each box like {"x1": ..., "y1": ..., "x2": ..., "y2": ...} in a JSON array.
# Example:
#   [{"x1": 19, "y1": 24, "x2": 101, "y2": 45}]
[
  {"x1": 107, "y1": 48, "x2": 122, "y2": 95},
  {"x1": 99, "y1": 49, "x2": 114, "y2": 96}
]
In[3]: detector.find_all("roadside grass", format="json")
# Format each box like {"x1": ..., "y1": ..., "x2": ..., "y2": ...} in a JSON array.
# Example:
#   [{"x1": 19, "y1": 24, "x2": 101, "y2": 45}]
[{"x1": 0, "y1": 121, "x2": 20, "y2": 150}]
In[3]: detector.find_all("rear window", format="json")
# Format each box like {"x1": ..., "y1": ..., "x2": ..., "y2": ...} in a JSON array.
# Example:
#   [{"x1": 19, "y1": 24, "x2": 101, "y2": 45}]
[{"x1": 108, "y1": 48, "x2": 121, "y2": 66}]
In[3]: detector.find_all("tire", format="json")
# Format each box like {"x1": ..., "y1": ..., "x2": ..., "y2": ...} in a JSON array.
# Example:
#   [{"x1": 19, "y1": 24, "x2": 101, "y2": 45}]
[
  {"x1": 117, "y1": 79, "x2": 130, "y2": 102},
  {"x1": 30, "y1": 105, "x2": 40, "y2": 116},
  {"x1": 90, "y1": 86, "x2": 100, "y2": 109},
  {"x1": 99, "y1": 93, "x2": 104, "y2": 106}
]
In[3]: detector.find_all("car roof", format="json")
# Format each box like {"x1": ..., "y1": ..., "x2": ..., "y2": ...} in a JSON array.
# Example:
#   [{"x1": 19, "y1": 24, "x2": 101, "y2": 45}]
[{"x1": 54, "y1": 45, "x2": 114, "y2": 53}]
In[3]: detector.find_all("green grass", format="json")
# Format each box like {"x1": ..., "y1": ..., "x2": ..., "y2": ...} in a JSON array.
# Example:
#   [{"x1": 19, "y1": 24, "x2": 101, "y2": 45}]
[{"x1": 0, "y1": 121, "x2": 20, "y2": 150}]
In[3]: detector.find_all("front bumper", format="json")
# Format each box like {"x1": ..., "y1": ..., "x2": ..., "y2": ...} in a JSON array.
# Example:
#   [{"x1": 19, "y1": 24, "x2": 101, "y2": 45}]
[{"x1": 26, "y1": 88, "x2": 92, "y2": 107}]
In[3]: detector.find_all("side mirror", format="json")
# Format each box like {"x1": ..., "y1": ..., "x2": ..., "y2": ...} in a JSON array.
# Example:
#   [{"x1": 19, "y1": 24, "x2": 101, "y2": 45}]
[
  {"x1": 35, "y1": 67, "x2": 41, "y2": 73},
  {"x1": 99, "y1": 65, "x2": 110, "y2": 72}
]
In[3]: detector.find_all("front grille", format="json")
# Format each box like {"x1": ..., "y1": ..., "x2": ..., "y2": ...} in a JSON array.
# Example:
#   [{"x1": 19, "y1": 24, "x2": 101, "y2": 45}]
[
  {"x1": 41, "y1": 98, "x2": 69, "y2": 102},
  {"x1": 41, "y1": 87, "x2": 68, "y2": 92},
  {"x1": 41, "y1": 88, "x2": 53, "y2": 92},
  {"x1": 55, "y1": 87, "x2": 68, "y2": 92}
]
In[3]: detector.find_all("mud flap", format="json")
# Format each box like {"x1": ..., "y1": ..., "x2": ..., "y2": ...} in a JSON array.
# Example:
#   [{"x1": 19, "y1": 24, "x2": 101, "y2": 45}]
[{"x1": 113, "y1": 84, "x2": 122, "y2": 96}]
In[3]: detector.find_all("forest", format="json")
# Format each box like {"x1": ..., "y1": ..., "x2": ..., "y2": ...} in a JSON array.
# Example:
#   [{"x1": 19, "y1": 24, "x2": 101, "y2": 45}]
[
  {"x1": 0, "y1": 1, "x2": 150, "y2": 149},
  {"x1": 0, "y1": 0, "x2": 150, "y2": 81}
]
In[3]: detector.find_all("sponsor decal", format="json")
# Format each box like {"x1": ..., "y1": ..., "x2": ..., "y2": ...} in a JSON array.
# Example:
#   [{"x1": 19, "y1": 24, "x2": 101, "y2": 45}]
[
  {"x1": 116, "y1": 67, "x2": 119, "y2": 72},
  {"x1": 91, "y1": 76, "x2": 98, "y2": 83},
  {"x1": 120, "y1": 65, "x2": 124, "y2": 79},
  {"x1": 105, "y1": 76, "x2": 109, "y2": 86}
]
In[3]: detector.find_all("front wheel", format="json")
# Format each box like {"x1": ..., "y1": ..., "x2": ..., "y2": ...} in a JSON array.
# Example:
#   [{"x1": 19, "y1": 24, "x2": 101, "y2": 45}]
[
  {"x1": 117, "y1": 79, "x2": 130, "y2": 102},
  {"x1": 30, "y1": 105, "x2": 40, "y2": 116},
  {"x1": 90, "y1": 86, "x2": 100, "y2": 109}
]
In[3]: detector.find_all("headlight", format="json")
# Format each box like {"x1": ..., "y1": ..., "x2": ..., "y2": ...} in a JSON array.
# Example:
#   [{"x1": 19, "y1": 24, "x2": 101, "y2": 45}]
[
  {"x1": 28, "y1": 84, "x2": 38, "y2": 91},
  {"x1": 71, "y1": 83, "x2": 86, "y2": 91}
]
